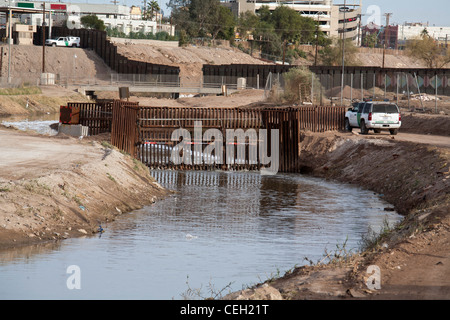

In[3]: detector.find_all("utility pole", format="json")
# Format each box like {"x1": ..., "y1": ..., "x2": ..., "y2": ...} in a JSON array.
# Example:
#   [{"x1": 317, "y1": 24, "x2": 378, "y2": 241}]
[
  {"x1": 340, "y1": 0, "x2": 347, "y2": 106},
  {"x1": 314, "y1": 12, "x2": 320, "y2": 66},
  {"x1": 382, "y1": 13, "x2": 392, "y2": 69},
  {"x1": 7, "y1": 1, "x2": 12, "y2": 83},
  {"x1": 42, "y1": 3, "x2": 46, "y2": 74}
]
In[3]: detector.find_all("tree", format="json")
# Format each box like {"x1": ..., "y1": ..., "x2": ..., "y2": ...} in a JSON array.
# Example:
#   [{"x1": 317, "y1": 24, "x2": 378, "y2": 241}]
[
  {"x1": 144, "y1": 0, "x2": 160, "y2": 21},
  {"x1": 246, "y1": 5, "x2": 320, "y2": 61},
  {"x1": 282, "y1": 66, "x2": 322, "y2": 103},
  {"x1": 270, "y1": 6, "x2": 315, "y2": 44},
  {"x1": 320, "y1": 37, "x2": 360, "y2": 66},
  {"x1": 236, "y1": 11, "x2": 259, "y2": 40},
  {"x1": 188, "y1": 0, "x2": 219, "y2": 38},
  {"x1": 363, "y1": 33, "x2": 378, "y2": 48},
  {"x1": 210, "y1": 6, "x2": 236, "y2": 40},
  {"x1": 80, "y1": 15, "x2": 105, "y2": 31},
  {"x1": 407, "y1": 34, "x2": 450, "y2": 68},
  {"x1": 171, "y1": 0, "x2": 235, "y2": 41}
]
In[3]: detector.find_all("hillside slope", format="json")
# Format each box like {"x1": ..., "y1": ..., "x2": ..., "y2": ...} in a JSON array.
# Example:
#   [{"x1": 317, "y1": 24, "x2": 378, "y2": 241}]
[
  {"x1": 113, "y1": 41, "x2": 271, "y2": 85},
  {"x1": 0, "y1": 45, "x2": 112, "y2": 85}
]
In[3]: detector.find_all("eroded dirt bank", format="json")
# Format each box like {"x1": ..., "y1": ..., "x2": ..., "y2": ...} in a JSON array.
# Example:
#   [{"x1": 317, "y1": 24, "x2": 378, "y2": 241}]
[
  {"x1": 227, "y1": 131, "x2": 450, "y2": 300},
  {"x1": 0, "y1": 127, "x2": 168, "y2": 250}
]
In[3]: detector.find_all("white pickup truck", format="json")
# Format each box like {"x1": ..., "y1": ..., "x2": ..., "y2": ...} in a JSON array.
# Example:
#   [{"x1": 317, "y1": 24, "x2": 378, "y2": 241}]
[
  {"x1": 345, "y1": 100, "x2": 401, "y2": 135},
  {"x1": 45, "y1": 36, "x2": 80, "y2": 47}
]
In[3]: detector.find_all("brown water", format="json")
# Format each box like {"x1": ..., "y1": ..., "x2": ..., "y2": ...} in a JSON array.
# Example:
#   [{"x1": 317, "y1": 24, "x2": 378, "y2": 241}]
[{"x1": 0, "y1": 170, "x2": 401, "y2": 300}]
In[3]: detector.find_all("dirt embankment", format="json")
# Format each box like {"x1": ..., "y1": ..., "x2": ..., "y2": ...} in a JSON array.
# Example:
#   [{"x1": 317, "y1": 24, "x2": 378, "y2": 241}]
[
  {"x1": 114, "y1": 43, "x2": 270, "y2": 85},
  {"x1": 227, "y1": 131, "x2": 450, "y2": 300},
  {"x1": 0, "y1": 127, "x2": 169, "y2": 250},
  {"x1": 0, "y1": 45, "x2": 112, "y2": 85},
  {"x1": 0, "y1": 86, "x2": 90, "y2": 118}
]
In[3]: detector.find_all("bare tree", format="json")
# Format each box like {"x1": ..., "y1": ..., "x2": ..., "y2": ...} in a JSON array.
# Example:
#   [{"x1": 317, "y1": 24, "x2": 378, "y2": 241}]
[{"x1": 407, "y1": 34, "x2": 450, "y2": 69}]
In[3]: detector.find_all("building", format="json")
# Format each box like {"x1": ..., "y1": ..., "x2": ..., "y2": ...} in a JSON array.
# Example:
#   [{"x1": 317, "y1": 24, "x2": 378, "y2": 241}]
[
  {"x1": 398, "y1": 23, "x2": 450, "y2": 48},
  {"x1": 221, "y1": 0, "x2": 362, "y2": 41},
  {"x1": 361, "y1": 22, "x2": 398, "y2": 49},
  {"x1": 0, "y1": 1, "x2": 174, "y2": 37}
]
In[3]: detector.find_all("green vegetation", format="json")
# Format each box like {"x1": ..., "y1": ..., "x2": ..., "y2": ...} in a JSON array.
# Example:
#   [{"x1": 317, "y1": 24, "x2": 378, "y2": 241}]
[
  {"x1": 80, "y1": 15, "x2": 106, "y2": 31},
  {"x1": 406, "y1": 33, "x2": 450, "y2": 68},
  {"x1": 170, "y1": 0, "x2": 236, "y2": 42},
  {"x1": 282, "y1": 66, "x2": 322, "y2": 103},
  {"x1": 106, "y1": 173, "x2": 116, "y2": 183},
  {"x1": 0, "y1": 186, "x2": 11, "y2": 192},
  {"x1": 359, "y1": 218, "x2": 398, "y2": 252},
  {"x1": 0, "y1": 86, "x2": 42, "y2": 96},
  {"x1": 169, "y1": 2, "x2": 335, "y2": 63},
  {"x1": 100, "y1": 141, "x2": 114, "y2": 149},
  {"x1": 106, "y1": 28, "x2": 178, "y2": 41},
  {"x1": 143, "y1": 0, "x2": 160, "y2": 21},
  {"x1": 319, "y1": 37, "x2": 360, "y2": 66}
]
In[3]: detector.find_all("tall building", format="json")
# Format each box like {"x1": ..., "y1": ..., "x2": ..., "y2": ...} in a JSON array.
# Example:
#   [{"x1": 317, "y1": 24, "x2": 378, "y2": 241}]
[{"x1": 221, "y1": 0, "x2": 362, "y2": 41}]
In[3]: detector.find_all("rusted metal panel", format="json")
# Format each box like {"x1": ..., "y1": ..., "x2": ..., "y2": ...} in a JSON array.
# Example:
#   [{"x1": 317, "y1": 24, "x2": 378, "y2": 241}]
[{"x1": 64, "y1": 100, "x2": 345, "y2": 172}]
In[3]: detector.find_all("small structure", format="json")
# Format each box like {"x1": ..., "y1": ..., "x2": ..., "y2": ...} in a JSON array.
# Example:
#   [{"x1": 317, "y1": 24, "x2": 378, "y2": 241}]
[{"x1": 13, "y1": 24, "x2": 36, "y2": 45}]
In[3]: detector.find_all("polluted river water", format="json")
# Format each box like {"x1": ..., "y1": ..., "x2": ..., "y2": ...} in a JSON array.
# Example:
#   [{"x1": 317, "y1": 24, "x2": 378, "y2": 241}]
[
  {"x1": 0, "y1": 118, "x2": 402, "y2": 300},
  {"x1": 0, "y1": 169, "x2": 401, "y2": 299}
]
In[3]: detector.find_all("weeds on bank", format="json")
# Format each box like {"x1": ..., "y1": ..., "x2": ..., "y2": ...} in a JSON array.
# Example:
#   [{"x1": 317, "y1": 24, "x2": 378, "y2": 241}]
[
  {"x1": 359, "y1": 217, "x2": 397, "y2": 252},
  {"x1": 0, "y1": 86, "x2": 42, "y2": 96},
  {"x1": 72, "y1": 195, "x2": 85, "y2": 208},
  {"x1": 106, "y1": 173, "x2": 116, "y2": 183},
  {"x1": 0, "y1": 186, "x2": 10, "y2": 192},
  {"x1": 133, "y1": 158, "x2": 147, "y2": 172},
  {"x1": 303, "y1": 236, "x2": 355, "y2": 267},
  {"x1": 101, "y1": 141, "x2": 114, "y2": 149},
  {"x1": 181, "y1": 275, "x2": 234, "y2": 300},
  {"x1": 23, "y1": 180, "x2": 51, "y2": 195}
]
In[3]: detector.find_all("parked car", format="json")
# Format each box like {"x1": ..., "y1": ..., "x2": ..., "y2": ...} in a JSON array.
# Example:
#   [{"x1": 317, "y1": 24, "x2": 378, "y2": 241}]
[
  {"x1": 345, "y1": 100, "x2": 402, "y2": 135},
  {"x1": 45, "y1": 36, "x2": 80, "y2": 47}
]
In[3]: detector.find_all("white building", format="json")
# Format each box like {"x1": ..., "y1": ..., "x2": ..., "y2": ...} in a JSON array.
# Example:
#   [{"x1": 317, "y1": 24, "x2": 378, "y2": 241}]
[
  {"x1": 0, "y1": 1, "x2": 174, "y2": 36},
  {"x1": 221, "y1": 0, "x2": 362, "y2": 41},
  {"x1": 398, "y1": 23, "x2": 450, "y2": 43}
]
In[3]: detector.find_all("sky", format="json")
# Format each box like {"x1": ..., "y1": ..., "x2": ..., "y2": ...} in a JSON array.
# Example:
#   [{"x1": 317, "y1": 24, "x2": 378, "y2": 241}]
[
  {"x1": 67, "y1": 0, "x2": 450, "y2": 27},
  {"x1": 361, "y1": 0, "x2": 450, "y2": 27}
]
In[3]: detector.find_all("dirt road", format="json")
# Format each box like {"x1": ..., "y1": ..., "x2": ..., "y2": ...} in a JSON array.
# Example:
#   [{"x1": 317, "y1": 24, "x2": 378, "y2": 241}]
[
  {"x1": 353, "y1": 131, "x2": 450, "y2": 149},
  {"x1": 0, "y1": 129, "x2": 100, "y2": 180}
]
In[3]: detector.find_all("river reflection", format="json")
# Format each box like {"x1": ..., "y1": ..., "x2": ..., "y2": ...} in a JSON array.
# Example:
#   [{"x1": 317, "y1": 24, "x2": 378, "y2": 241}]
[{"x1": 0, "y1": 170, "x2": 402, "y2": 300}]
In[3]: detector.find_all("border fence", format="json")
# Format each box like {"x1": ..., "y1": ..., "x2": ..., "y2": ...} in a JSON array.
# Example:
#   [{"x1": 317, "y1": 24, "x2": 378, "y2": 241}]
[
  {"x1": 35, "y1": 26, "x2": 180, "y2": 80},
  {"x1": 203, "y1": 64, "x2": 450, "y2": 109},
  {"x1": 61, "y1": 100, "x2": 346, "y2": 173}
]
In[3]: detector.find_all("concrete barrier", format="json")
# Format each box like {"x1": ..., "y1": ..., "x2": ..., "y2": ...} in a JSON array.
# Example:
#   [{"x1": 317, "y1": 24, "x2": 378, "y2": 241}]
[{"x1": 58, "y1": 124, "x2": 89, "y2": 137}]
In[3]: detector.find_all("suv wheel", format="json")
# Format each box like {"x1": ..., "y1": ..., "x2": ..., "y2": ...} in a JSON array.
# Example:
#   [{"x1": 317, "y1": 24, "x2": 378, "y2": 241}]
[
  {"x1": 374, "y1": 129, "x2": 381, "y2": 134},
  {"x1": 345, "y1": 118, "x2": 352, "y2": 132},
  {"x1": 360, "y1": 120, "x2": 368, "y2": 135},
  {"x1": 389, "y1": 129, "x2": 398, "y2": 135}
]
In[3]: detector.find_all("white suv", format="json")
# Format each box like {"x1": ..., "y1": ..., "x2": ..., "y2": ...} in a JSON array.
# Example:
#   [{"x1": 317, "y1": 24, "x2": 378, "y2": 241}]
[{"x1": 345, "y1": 100, "x2": 401, "y2": 135}]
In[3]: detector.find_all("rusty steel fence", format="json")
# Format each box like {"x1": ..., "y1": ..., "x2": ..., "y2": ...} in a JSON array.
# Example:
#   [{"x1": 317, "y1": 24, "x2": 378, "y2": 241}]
[
  {"x1": 298, "y1": 106, "x2": 347, "y2": 132},
  {"x1": 62, "y1": 100, "x2": 114, "y2": 135},
  {"x1": 110, "y1": 100, "x2": 140, "y2": 158},
  {"x1": 61, "y1": 101, "x2": 346, "y2": 172}
]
